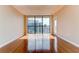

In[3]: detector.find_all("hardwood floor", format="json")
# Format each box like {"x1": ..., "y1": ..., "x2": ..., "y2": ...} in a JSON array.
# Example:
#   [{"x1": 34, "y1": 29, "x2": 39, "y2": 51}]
[
  {"x1": 0, "y1": 35, "x2": 79, "y2": 53},
  {"x1": 57, "y1": 36, "x2": 79, "y2": 53},
  {"x1": 0, "y1": 39, "x2": 26, "y2": 53},
  {"x1": 0, "y1": 35, "x2": 54, "y2": 53}
]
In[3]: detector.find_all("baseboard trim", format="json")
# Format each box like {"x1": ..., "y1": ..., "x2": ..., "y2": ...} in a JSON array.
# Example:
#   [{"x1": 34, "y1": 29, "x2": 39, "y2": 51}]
[
  {"x1": 0, "y1": 35, "x2": 24, "y2": 48},
  {"x1": 56, "y1": 34, "x2": 79, "y2": 48}
]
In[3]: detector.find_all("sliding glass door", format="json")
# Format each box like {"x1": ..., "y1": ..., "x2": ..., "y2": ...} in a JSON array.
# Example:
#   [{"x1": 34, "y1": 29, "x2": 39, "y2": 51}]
[
  {"x1": 28, "y1": 16, "x2": 35, "y2": 51},
  {"x1": 27, "y1": 16, "x2": 50, "y2": 52}
]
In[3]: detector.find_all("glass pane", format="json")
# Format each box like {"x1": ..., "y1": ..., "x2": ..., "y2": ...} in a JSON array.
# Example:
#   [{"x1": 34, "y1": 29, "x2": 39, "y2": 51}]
[
  {"x1": 43, "y1": 16, "x2": 50, "y2": 33},
  {"x1": 35, "y1": 16, "x2": 42, "y2": 26},
  {"x1": 43, "y1": 27, "x2": 50, "y2": 33},
  {"x1": 28, "y1": 27, "x2": 35, "y2": 34},
  {"x1": 28, "y1": 16, "x2": 34, "y2": 26},
  {"x1": 42, "y1": 39, "x2": 50, "y2": 50},
  {"x1": 28, "y1": 34, "x2": 36, "y2": 52},
  {"x1": 36, "y1": 27, "x2": 42, "y2": 33},
  {"x1": 43, "y1": 16, "x2": 50, "y2": 27},
  {"x1": 42, "y1": 34, "x2": 50, "y2": 50},
  {"x1": 36, "y1": 34, "x2": 42, "y2": 50}
]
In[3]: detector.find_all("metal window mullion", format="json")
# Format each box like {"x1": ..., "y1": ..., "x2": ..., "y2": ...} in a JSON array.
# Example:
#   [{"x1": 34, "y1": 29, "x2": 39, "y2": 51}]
[
  {"x1": 34, "y1": 16, "x2": 36, "y2": 52},
  {"x1": 49, "y1": 16, "x2": 50, "y2": 34},
  {"x1": 42, "y1": 16, "x2": 43, "y2": 51}
]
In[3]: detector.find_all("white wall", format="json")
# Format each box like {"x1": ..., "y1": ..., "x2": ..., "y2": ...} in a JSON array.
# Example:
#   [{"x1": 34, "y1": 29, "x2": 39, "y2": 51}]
[
  {"x1": 0, "y1": 6, "x2": 23, "y2": 47},
  {"x1": 55, "y1": 6, "x2": 79, "y2": 47}
]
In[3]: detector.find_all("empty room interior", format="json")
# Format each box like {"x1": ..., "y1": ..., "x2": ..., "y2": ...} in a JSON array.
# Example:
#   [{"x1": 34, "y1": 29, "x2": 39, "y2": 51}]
[{"x1": 0, "y1": 5, "x2": 79, "y2": 53}]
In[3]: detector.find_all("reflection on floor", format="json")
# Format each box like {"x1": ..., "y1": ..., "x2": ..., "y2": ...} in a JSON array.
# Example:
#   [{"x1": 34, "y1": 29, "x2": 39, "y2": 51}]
[
  {"x1": 0, "y1": 35, "x2": 55, "y2": 53},
  {"x1": 21, "y1": 34, "x2": 55, "y2": 53}
]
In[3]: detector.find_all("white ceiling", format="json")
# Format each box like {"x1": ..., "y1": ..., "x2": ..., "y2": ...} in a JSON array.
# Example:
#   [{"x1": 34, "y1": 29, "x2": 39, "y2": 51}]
[{"x1": 12, "y1": 5, "x2": 64, "y2": 15}]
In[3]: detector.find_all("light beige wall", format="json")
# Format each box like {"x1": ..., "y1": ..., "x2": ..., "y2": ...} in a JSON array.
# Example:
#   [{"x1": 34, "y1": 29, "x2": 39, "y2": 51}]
[
  {"x1": 55, "y1": 6, "x2": 79, "y2": 47},
  {"x1": 0, "y1": 6, "x2": 23, "y2": 47}
]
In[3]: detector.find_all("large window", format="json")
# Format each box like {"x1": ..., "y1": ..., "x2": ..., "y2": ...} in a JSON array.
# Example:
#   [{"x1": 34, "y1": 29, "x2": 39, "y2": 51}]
[
  {"x1": 28, "y1": 16, "x2": 50, "y2": 34},
  {"x1": 27, "y1": 16, "x2": 50, "y2": 52}
]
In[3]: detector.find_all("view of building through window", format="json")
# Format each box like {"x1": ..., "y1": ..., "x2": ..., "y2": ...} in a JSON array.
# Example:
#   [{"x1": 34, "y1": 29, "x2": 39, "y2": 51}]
[{"x1": 27, "y1": 16, "x2": 50, "y2": 34}]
